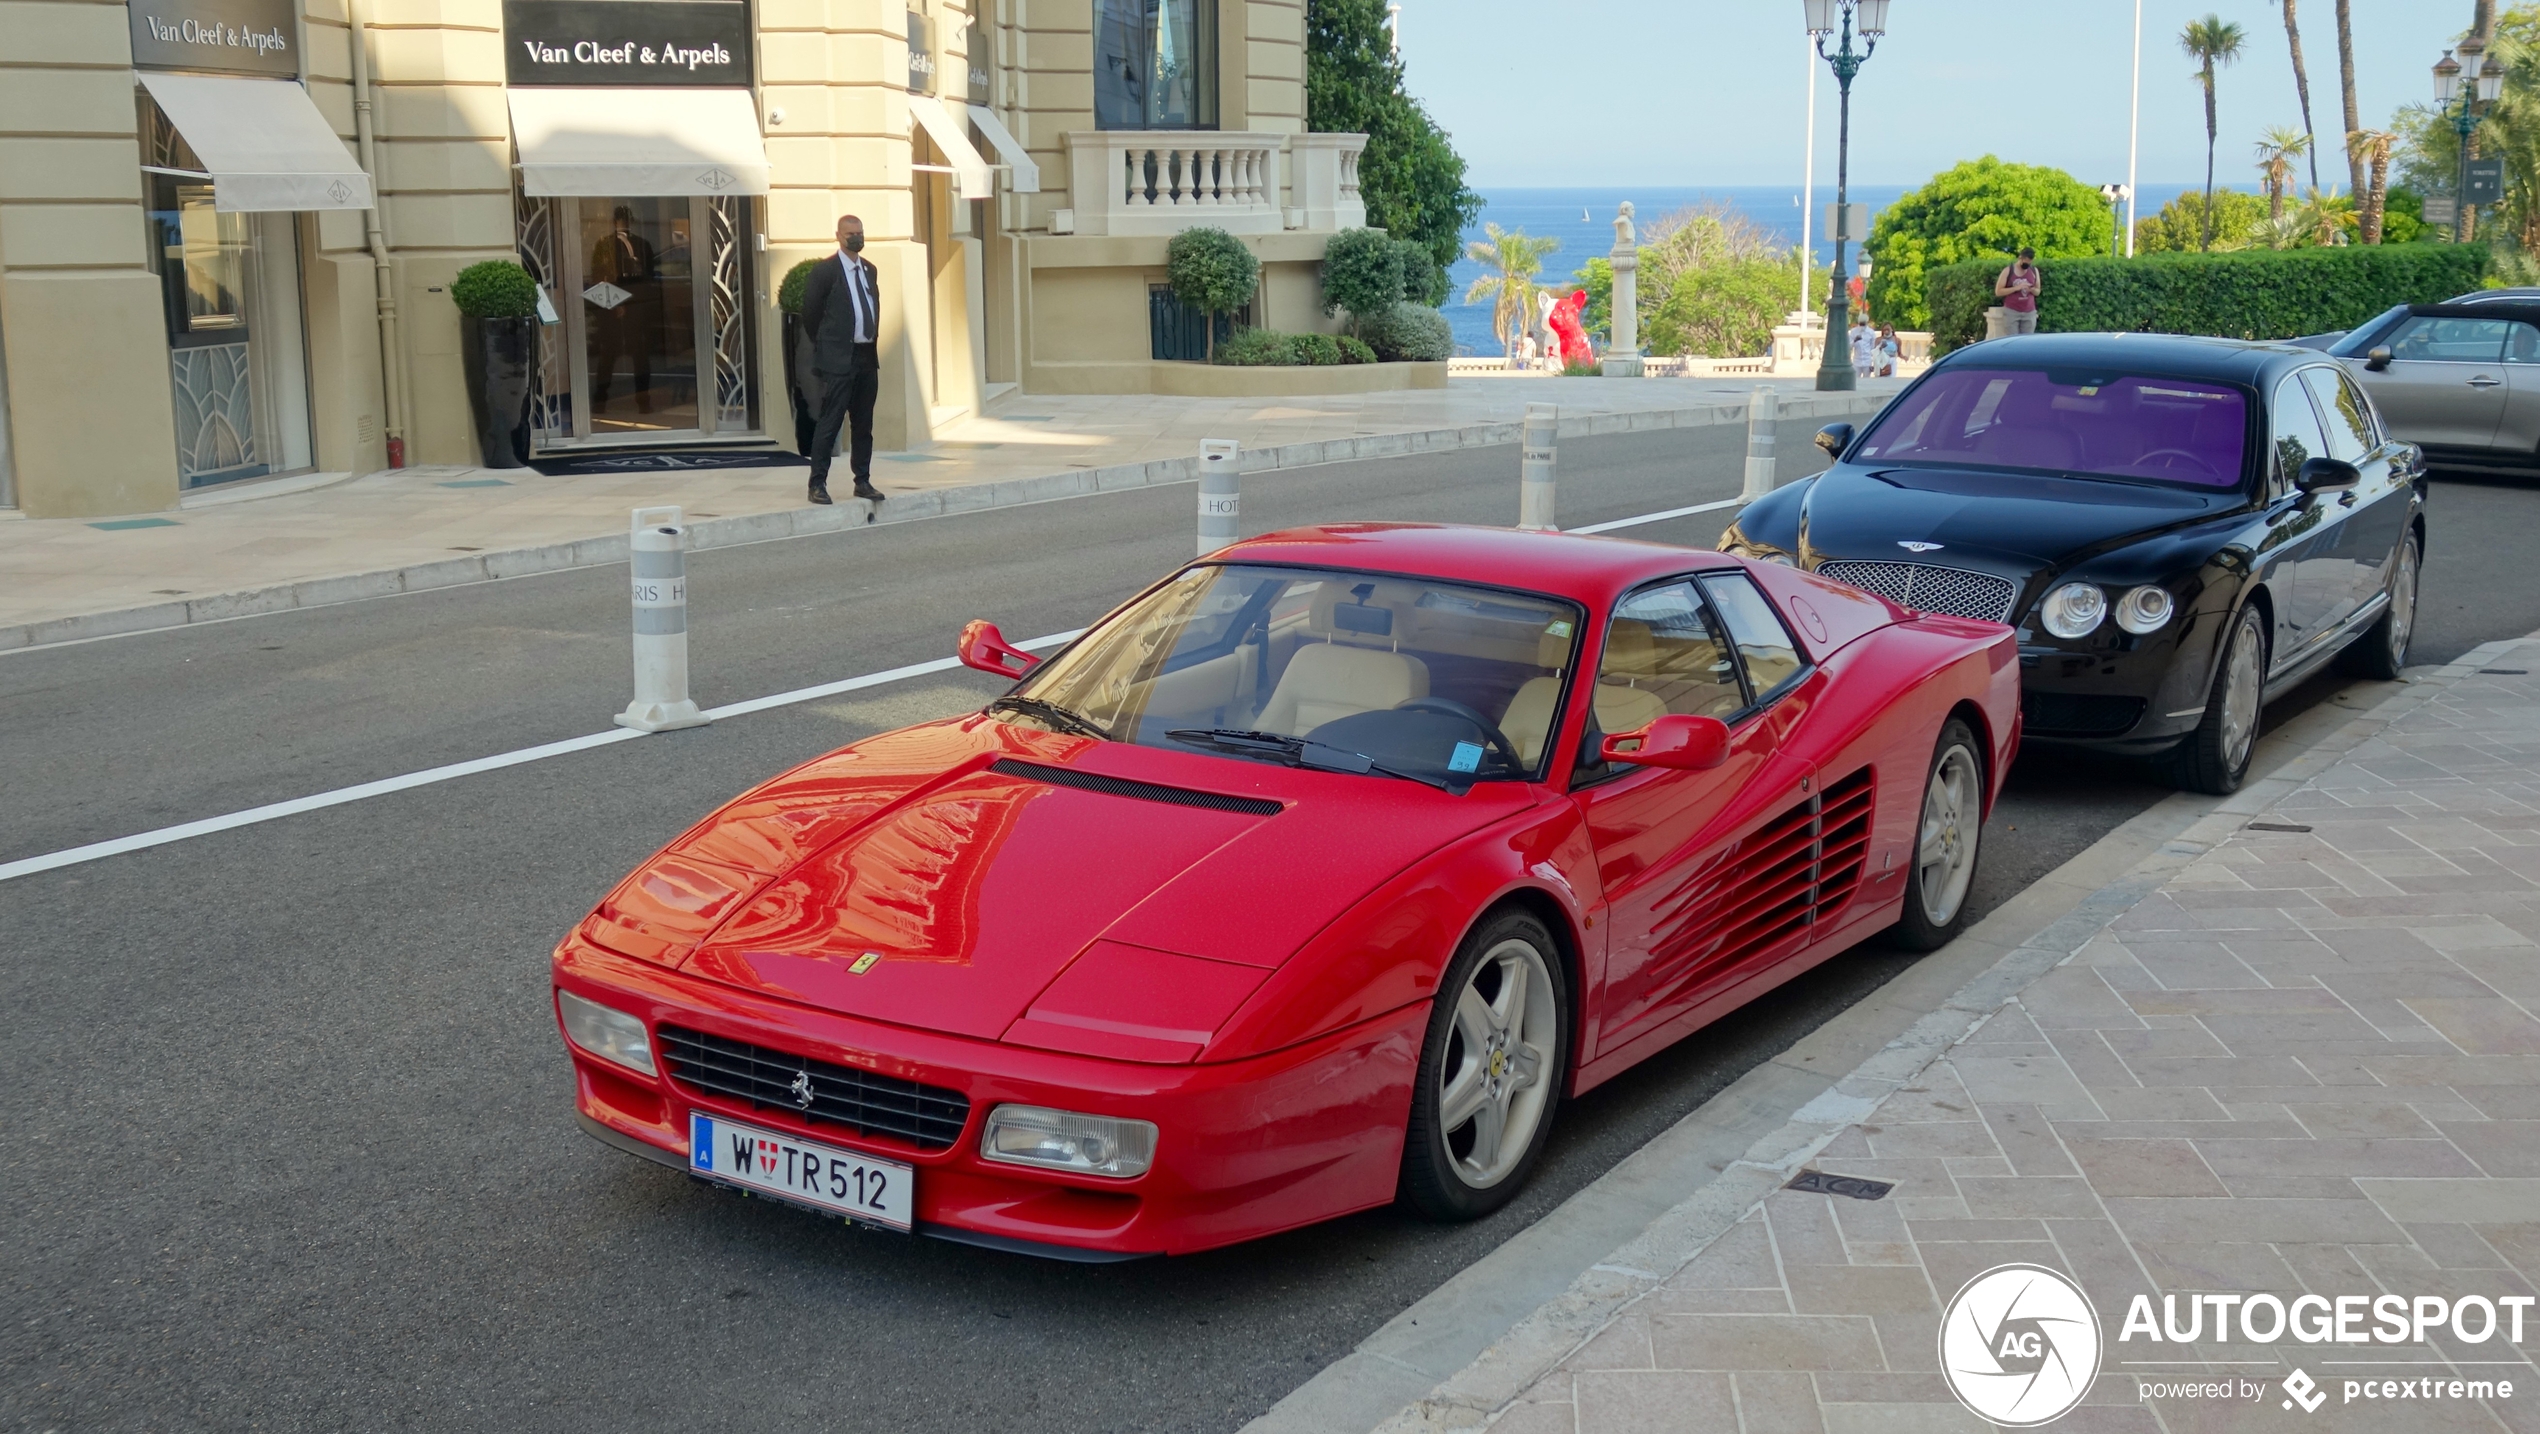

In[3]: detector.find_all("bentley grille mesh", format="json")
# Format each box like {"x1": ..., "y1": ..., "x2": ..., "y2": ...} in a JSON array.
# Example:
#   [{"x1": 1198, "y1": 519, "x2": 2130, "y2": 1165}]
[
  {"x1": 659, "y1": 1026, "x2": 972, "y2": 1151},
  {"x1": 1817, "y1": 561, "x2": 2019, "y2": 624}
]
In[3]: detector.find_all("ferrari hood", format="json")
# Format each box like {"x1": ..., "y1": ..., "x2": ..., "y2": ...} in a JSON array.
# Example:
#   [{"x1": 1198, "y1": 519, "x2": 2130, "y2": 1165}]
[
  {"x1": 1800, "y1": 464, "x2": 2239, "y2": 572},
  {"x1": 649, "y1": 719, "x2": 1527, "y2": 1039}
]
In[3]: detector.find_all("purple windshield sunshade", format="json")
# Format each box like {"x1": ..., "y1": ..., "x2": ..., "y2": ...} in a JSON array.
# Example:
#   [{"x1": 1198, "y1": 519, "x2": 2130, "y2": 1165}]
[{"x1": 1852, "y1": 369, "x2": 2248, "y2": 488}]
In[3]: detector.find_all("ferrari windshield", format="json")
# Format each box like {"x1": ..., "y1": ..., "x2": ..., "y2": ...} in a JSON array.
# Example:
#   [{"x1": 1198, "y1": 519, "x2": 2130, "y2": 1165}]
[
  {"x1": 1851, "y1": 368, "x2": 2250, "y2": 488},
  {"x1": 1002, "y1": 564, "x2": 1585, "y2": 786}
]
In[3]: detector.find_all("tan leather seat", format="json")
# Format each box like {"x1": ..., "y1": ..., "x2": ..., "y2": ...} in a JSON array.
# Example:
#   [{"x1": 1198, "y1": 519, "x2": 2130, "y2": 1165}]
[
  {"x1": 1500, "y1": 622, "x2": 1671, "y2": 767},
  {"x1": 1256, "y1": 642, "x2": 1429, "y2": 736}
]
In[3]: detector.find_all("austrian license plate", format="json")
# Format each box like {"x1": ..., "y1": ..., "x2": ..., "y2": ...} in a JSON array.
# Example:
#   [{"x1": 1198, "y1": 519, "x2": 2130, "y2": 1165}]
[{"x1": 689, "y1": 1112, "x2": 914, "y2": 1231}]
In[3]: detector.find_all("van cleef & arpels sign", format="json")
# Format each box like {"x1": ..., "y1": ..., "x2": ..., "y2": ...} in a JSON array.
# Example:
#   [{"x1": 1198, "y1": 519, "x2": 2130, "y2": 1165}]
[
  {"x1": 502, "y1": 0, "x2": 751, "y2": 87},
  {"x1": 127, "y1": 0, "x2": 300, "y2": 77}
]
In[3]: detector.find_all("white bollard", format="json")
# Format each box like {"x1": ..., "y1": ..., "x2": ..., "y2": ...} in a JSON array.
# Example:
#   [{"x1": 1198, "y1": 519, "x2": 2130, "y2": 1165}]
[
  {"x1": 1198, "y1": 438, "x2": 1240, "y2": 556},
  {"x1": 1519, "y1": 403, "x2": 1557, "y2": 532},
  {"x1": 1741, "y1": 386, "x2": 1779, "y2": 502},
  {"x1": 614, "y1": 505, "x2": 710, "y2": 733}
]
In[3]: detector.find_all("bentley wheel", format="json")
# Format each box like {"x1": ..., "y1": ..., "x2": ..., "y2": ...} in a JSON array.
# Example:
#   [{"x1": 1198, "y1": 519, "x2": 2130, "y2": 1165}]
[
  {"x1": 2173, "y1": 602, "x2": 2268, "y2": 796},
  {"x1": 2339, "y1": 530, "x2": 2419, "y2": 682},
  {"x1": 1888, "y1": 719, "x2": 1985, "y2": 952},
  {"x1": 1400, "y1": 908, "x2": 1568, "y2": 1221}
]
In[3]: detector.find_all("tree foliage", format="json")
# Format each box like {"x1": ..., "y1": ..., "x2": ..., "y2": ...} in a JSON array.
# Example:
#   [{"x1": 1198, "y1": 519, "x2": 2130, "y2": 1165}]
[
  {"x1": 1358, "y1": 302, "x2": 1455, "y2": 362},
  {"x1": 1861, "y1": 157, "x2": 2116, "y2": 330},
  {"x1": 450, "y1": 260, "x2": 539, "y2": 319},
  {"x1": 1305, "y1": 0, "x2": 1481, "y2": 272},
  {"x1": 1167, "y1": 227, "x2": 1260, "y2": 319},
  {"x1": 1650, "y1": 257, "x2": 1810, "y2": 358},
  {"x1": 1462, "y1": 223, "x2": 1559, "y2": 355},
  {"x1": 1321, "y1": 227, "x2": 1406, "y2": 329},
  {"x1": 2134, "y1": 189, "x2": 2270, "y2": 252}
]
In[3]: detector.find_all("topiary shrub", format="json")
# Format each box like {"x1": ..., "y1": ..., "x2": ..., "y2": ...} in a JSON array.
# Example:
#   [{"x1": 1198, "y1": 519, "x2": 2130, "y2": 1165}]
[
  {"x1": 777, "y1": 258, "x2": 823, "y2": 314},
  {"x1": 450, "y1": 260, "x2": 539, "y2": 319},
  {"x1": 1321, "y1": 227, "x2": 1406, "y2": 333},
  {"x1": 1213, "y1": 328, "x2": 1298, "y2": 366},
  {"x1": 1337, "y1": 334, "x2": 1378, "y2": 364},
  {"x1": 1290, "y1": 332, "x2": 1344, "y2": 365},
  {"x1": 1397, "y1": 239, "x2": 1450, "y2": 307},
  {"x1": 1357, "y1": 301, "x2": 1454, "y2": 361},
  {"x1": 1168, "y1": 227, "x2": 1261, "y2": 356}
]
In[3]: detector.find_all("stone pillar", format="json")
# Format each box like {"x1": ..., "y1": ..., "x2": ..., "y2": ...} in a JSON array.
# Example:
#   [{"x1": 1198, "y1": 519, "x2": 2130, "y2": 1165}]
[{"x1": 1601, "y1": 201, "x2": 1642, "y2": 378}]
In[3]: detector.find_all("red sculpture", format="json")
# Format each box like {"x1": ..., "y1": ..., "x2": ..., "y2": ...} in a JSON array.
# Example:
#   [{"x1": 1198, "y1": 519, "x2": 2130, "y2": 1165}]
[{"x1": 1546, "y1": 290, "x2": 1593, "y2": 367}]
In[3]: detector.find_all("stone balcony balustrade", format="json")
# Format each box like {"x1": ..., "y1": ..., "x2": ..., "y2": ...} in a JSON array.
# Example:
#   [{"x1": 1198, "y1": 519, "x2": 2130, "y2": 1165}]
[{"x1": 1059, "y1": 131, "x2": 1367, "y2": 237}]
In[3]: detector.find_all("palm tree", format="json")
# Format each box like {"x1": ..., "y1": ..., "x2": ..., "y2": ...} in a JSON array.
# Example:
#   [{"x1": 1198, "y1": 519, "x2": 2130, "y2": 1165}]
[
  {"x1": 2295, "y1": 188, "x2": 2358, "y2": 247},
  {"x1": 2280, "y1": 1, "x2": 2322, "y2": 194},
  {"x1": 2350, "y1": 129, "x2": 2396, "y2": 243},
  {"x1": 2335, "y1": 0, "x2": 2364, "y2": 199},
  {"x1": 2255, "y1": 126, "x2": 2311, "y2": 220},
  {"x1": 2181, "y1": 16, "x2": 2250, "y2": 251},
  {"x1": 1462, "y1": 223, "x2": 1560, "y2": 365}
]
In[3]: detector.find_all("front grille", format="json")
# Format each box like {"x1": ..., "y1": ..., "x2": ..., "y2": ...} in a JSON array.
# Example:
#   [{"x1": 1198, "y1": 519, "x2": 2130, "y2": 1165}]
[
  {"x1": 1818, "y1": 561, "x2": 2019, "y2": 624},
  {"x1": 2022, "y1": 692, "x2": 2147, "y2": 737},
  {"x1": 658, "y1": 1025, "x2": 971, "y2": 1151}
]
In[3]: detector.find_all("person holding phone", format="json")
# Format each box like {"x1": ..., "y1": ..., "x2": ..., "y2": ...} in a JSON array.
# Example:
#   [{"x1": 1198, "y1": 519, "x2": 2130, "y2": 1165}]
[{"x1": 1995, "y1": 247, "x2": 2041, "y2": 335}]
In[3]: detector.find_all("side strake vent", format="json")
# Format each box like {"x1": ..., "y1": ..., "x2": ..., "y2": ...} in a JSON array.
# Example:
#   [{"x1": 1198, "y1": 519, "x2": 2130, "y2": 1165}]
[
  {"x1": 989, "y1": 758, "x2": 1284, "y2": 817},
  {"x1": 1650, "y1": 766, "x2": 1876, "y2": 980}
]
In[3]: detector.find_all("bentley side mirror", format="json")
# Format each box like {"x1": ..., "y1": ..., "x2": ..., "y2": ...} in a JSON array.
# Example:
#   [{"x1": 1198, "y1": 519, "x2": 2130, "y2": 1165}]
[
  {"x1": 1599, "y1": 714, "x2": 1731, "y2": 772},
  {"x1": 2364, "y1": 346, "x2": 2393, "y2": 372},
  {"x1": 958, "y1": 619, "x2": 1040, "y2": 678},
  {"x1": 2295, "y1": 456, "x2": 2362, "y2": 493},
  {"x1": 1814, "y1": 423, "x2": 1854, "y2": 460}
]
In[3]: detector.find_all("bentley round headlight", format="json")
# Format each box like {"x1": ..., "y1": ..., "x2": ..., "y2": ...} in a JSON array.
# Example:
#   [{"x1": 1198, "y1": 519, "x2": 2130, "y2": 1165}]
[
  {"x1": 2114, "y1": 584, "x2": 2175, "y2": 635},
  {"x1": 2039, "y1": 582, "x2": 2107, "y2": 639},
  {"x1": 1762, "y1": 552, "x2": 1797, "y2": 567}
]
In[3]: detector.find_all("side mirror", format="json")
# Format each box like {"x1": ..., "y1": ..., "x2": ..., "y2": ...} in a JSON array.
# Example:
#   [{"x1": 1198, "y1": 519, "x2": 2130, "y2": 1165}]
[
  {"x1": 1814, "y1": 423, "x2": 1854, "y2": 459},
  {"x1": 958, "y1": 619, "x2": 1040, "y2": 679},
  {"x1": 2295, "y1": 456, "x2": 2362, "y2": 493},
  {"x1": 2364, "y1": 346, "x2": 2393, "y2": 372},
  {"x1": 1599, "y1": 714, "x2": 1731, "y2": 772}
]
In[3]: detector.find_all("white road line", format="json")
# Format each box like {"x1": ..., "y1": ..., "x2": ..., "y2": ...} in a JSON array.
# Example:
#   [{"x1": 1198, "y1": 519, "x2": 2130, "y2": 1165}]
[
  {"x1": 1564, "y1": 496, "x2": 1742, "y2": 535},
  {"x1": 0, "y1": 628, "x2": 1085, "y2": 885},
  {"x1": 3, "y1": 486, "x2": 1751, "y2": 884}
]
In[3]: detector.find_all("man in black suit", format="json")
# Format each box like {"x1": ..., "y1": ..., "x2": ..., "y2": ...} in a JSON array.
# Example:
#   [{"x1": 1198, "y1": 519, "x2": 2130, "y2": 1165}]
[{"x1": 796, "y1": 213, "x2": 886, "y2": 505}]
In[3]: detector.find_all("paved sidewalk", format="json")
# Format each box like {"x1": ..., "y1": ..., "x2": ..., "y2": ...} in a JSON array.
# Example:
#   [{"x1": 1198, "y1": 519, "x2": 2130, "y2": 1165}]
[
  {"x1": 1414, "y1": 642, "x2": 2540, "y2": 1434},
  {"x1": 0, "y1": 375, "x2": 1901, "y2": 651}
]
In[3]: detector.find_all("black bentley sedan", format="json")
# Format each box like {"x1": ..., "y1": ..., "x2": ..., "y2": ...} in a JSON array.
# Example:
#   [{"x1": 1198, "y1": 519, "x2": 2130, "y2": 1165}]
[{"x1": 1720, "y1": 333, "x2": 2425, "y2": 794}]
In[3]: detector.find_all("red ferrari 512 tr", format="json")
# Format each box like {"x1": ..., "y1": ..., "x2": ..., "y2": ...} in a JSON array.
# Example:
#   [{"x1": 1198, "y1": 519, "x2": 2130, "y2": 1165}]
[{"x1": 553, "y1": 524, "x2": 2019, "y2": 1259}]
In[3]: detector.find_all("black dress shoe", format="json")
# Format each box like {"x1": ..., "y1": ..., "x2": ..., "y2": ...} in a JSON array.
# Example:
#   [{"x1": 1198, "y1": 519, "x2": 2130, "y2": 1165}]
[
  {"x1": 808, "y1": 480, "x2": 832, "y2": 505},
  {"x1": 852, "y1": 480, "x2": 885, "y2": 502}
]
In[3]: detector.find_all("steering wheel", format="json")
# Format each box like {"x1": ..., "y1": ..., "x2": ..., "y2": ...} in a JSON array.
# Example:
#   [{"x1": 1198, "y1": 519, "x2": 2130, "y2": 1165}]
[
  {"x1": 1393, "y1": 697, "x2": 1527, "y2": 772},
  {"x1": 2134, "y1": 447, "x2": 2219, "y2": 478}
]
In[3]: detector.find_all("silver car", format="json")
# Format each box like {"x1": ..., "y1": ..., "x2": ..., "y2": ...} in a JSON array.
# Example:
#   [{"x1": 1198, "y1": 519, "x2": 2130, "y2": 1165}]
[{"x1": 2327, "y1": 301, "x2": 2540, "y2": 477}]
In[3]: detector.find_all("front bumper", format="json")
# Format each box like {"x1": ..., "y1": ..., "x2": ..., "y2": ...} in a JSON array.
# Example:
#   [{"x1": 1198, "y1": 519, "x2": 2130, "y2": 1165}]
[
  {"x1": 2013, "y1": 603, "x2": 2228, "y2": 755},
  {"x1": 554, "y1": 938, "x2": 1424, "y2": 1258}
]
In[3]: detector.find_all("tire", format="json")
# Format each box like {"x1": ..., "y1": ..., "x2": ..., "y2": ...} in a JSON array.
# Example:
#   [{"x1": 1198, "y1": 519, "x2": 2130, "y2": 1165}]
[
  {"x1": 2171, "y1": 602, "x2": 2268, "y2": 795},
  {"x1": 1887, "y1": 718, "x2": 1985, "y2": 953},
  {"x1": 1399, "y1": 908, "x2": 1569, "y2": 1222},
  {"x1": 2337, "y1": 528, "x2": 2420, "y2": 682}
]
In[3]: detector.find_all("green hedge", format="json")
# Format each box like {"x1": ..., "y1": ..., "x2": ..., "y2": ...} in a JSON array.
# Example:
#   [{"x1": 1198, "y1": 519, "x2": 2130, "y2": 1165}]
[{"x1": 1926, "y1": 243, "x2": 2490, "y2": 353}]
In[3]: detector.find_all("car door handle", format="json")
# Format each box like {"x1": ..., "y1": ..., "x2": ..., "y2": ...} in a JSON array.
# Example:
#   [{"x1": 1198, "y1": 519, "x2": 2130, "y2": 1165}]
[{"x1": 2468, "y1": 375, "x2": 2503, "y2": 388}]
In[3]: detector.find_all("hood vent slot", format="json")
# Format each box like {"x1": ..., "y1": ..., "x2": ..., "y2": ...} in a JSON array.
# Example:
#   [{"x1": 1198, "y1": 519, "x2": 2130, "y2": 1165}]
[
  {"x1": 1651, "y1": 765, "x2": 1876, "y2": 982},
  {"x1": 991, "y1": 758, "x2": 1284, "y2": 816}
]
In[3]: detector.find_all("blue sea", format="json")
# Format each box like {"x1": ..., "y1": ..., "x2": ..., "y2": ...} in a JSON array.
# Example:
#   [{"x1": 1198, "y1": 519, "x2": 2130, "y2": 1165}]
[{"x1": 1443, "y1": 184, "x2": 2197, "y2": 357}]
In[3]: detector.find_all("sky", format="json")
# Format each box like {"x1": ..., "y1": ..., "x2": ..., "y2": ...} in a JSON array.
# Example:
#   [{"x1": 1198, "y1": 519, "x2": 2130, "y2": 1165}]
[{"x1": 1400, "y1": 1, "x2": 2477, "y2": 191}]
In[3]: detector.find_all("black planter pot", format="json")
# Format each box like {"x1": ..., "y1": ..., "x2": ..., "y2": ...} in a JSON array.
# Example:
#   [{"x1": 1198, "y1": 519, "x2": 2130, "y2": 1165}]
[
  {"x1": 460, "y1": 314, "x2": 536, "y2": 468},
  {"x1": 781, "y1": 311, "x2": 818, "y2": 458}
]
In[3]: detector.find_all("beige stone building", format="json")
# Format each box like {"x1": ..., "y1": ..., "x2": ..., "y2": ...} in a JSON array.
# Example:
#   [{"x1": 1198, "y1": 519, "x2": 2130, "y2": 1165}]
[{"x1": 0, "y1": 0, "x2": 1369, "y2": 519}]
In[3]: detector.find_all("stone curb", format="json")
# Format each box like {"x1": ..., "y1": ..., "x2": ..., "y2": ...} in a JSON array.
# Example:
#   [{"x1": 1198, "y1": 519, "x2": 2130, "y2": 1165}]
[
  {"x1": 1357, "y1": 637, "x2": 2539, "y2": 1434},
  {"x1": 0, "y1": 393, "x2": 1891, "y2": 655}
]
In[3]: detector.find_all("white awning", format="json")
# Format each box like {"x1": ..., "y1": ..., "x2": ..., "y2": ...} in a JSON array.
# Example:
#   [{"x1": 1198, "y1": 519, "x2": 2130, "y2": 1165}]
[
  {"x1": 965, "y1": 104, "x2": 1040, "y2": 194},
  {"x1": 137, "y1": 72, "x2": 373, "y2": 212},
  {"x1": 907, "y1": 93, "x2": 993, "y2": 200},
  {"x1": 507, "y1": 87, "x2": 769, "y2": 197}
]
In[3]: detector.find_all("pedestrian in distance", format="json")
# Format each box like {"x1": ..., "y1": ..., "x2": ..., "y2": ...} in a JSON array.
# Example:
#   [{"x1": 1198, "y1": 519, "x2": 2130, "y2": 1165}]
[
  {"x1": 1878, "y1": 323, "x2": 1901, "y2": 377},
  {"x1": 1996, "y1": 247, "x2": 2042, "y2": 335},
  {"x1": 1850, "y1": 314, "x2": 1879, "y2": 379},
  {"x1": 797, "y1": 213, "x2": 887, "y2": 506}
]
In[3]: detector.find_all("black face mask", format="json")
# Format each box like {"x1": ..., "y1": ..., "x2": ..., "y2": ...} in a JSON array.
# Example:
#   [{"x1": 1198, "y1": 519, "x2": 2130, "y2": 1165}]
[{"x1": 843, "y1": 234, "x2": 866, "y2": 253}]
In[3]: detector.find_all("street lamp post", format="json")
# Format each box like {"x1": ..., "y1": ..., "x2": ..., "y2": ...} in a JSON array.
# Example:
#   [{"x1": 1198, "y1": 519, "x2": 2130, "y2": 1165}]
[
  {"x1": 2100, "y1": 183, "x2": 2131, "y2": 258},
  {"x1": 1807, "y1": 0, "x2": 1885, "y2": 393},
  {"x1": 2435, "y1": 39, "x2": 2506, "y2": 244}
]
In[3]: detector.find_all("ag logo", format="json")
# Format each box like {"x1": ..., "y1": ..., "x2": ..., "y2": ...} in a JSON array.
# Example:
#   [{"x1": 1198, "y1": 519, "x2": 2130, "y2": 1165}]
[{"x1": 1938, "y1": 1264, "x2": 2102, "y2": 1426}]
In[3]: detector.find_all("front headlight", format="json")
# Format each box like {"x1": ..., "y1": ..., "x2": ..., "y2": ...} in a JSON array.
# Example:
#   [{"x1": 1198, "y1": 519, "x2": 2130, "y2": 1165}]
[
  {"x1": 557, "y1": 989, "x2": 657, "y2": 1076},
  {"x1": 2114, "y1": 585, "x2": 2175, "y2": 635},
  {"x1": 1761, "y1": 552, "x2": 1797, "y2": 567},
  {"x1": 2038, "y1": 582, "x2": 2107, "y2": 639},
  {"x1": 981, "y1": 1104, "x2": 1157, "y2": 1179}
]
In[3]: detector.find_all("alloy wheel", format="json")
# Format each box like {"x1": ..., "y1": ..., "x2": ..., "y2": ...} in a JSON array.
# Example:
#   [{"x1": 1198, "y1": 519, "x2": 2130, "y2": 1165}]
[
  {"x1": 2386, "y1": 540, "x2": 2419, "y2": 669},
  {"x1": 1916, "y1": 744, "x2": 1981, "y2": 928},
  {"x1": 1437, "y1": 936, "x2": 1557, "y2": 1189},
  {"x1": 2220, "y1": 615, "x2": 2264, "y2": 773}
]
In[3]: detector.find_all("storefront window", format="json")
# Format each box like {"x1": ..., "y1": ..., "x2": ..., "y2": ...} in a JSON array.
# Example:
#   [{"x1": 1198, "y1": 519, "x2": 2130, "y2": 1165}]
[{"x1": 1095, "y1": 0, "x2": 1217, "y2": 129}]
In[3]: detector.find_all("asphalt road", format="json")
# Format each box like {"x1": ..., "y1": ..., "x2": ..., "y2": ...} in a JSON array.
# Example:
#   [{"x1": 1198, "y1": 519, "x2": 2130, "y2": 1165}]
[{"x1": 3, "y1": 431, "x2": 2530, "y2": 1433}]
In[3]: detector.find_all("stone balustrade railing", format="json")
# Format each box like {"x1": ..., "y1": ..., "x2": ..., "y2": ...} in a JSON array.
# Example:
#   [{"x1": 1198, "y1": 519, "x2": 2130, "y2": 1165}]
[{"x1": 1059, "y1": 131, "x2": 1367, "y2": 237}]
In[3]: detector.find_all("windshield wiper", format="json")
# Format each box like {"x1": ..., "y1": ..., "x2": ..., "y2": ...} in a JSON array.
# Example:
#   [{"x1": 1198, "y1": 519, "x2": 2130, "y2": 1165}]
[
  {"x1": 1166, "y1": 728, "x2": 1461, "y2": 794},
  {"x1": 986, "y1": 695, "x2": 1111, "y2": 741}
]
